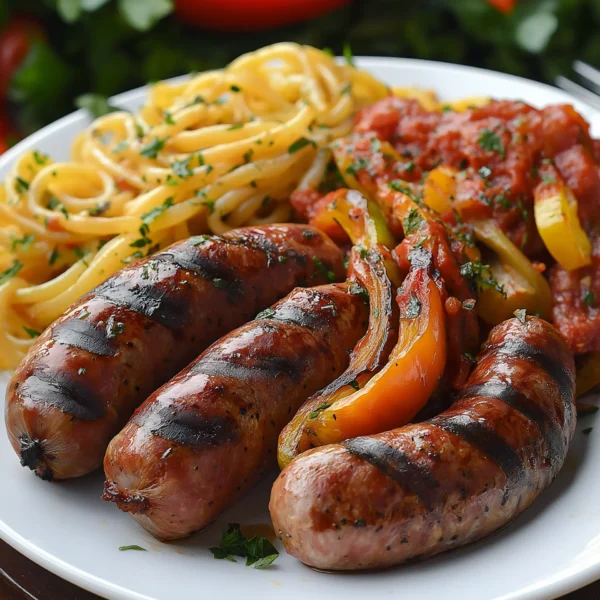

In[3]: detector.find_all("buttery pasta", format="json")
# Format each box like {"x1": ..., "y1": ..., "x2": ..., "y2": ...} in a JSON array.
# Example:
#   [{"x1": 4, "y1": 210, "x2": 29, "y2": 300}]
[{"x1": 0, "y1": 43, "x2": 388, "y2": 369}]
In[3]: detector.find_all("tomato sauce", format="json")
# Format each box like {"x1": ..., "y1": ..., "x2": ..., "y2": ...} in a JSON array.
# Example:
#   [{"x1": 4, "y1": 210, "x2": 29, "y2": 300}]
[{"x1": 355, "y1": 97, "x2": 600, "y2": 254}]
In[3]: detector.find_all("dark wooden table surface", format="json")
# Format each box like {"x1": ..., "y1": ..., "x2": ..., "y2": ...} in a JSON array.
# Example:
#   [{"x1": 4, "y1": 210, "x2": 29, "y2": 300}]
[{"x1": 2, "y1": 538, "x2": 600, "y2": 600}]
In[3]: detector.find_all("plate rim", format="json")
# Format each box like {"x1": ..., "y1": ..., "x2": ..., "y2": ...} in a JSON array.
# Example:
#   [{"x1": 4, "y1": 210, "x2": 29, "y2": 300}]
[{"x1": 1, "y1": 56, "x2": 599, "y2": 600}]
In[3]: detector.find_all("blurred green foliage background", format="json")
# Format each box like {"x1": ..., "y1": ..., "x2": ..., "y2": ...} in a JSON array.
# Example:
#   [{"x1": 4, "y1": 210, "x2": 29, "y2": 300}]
[{"x1": 1, "y1": 0, "x2": 599, "y2": 136}]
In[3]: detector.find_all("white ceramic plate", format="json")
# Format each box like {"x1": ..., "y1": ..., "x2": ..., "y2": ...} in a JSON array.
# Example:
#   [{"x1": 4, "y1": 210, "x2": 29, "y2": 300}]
[{"x1": 2, "y1": 58, "x2": 600, "y2": 600}]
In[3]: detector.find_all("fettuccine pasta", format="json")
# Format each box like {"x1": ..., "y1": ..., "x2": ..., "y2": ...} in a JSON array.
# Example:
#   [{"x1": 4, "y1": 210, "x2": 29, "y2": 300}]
[{"x1": 0, "y1": 43, "x2": 388, "y2": 369}]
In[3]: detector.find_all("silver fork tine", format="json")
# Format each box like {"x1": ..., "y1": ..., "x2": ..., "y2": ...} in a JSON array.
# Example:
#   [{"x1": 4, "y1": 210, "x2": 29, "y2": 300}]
[
  {"x1": 555, "y1": 75, "x2": 600, "y2": 112},
  {"x1": 573, "y1": 60, "x2": 600, "y2": 92}
]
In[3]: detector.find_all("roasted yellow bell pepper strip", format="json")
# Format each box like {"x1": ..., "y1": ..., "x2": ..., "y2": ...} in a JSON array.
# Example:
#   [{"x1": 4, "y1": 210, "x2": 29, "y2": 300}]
[
  {"x1": 422, "y1": 166, "x2": 458, "y2": 214},
  {"x1": 468, "y1": 218, "x2": 553, "y2": 323},
  {"x1": 278, "y1": 255, "x2": 446, "y2": 467},
  {"x1": 534, "y1": 170, "x2": 592, "y2": 271},
  {"x1": 279, "y1": 189, "x2": 402, "y2": 468}
]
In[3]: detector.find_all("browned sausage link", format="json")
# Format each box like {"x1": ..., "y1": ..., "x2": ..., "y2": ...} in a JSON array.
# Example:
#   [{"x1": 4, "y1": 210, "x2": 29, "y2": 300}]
[
  {"x1": 269, "y1": 317, "x2": 575, "y2": 570},
  {"x1": 5, "y1": 225, "x2": 343, "y2": 481},
  {"x1": 103, "y1": 282, "x2": 369, "y2": 540}
]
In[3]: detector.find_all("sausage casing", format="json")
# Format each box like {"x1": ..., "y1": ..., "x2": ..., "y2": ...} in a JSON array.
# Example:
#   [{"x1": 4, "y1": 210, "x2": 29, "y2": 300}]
[
  {"x1": 269, "y1": 316, "x2": 576, "y2": 570},
  {"x1": 103, "y1": 282, "x2": 369, "y2": 540},
  {"x1": 5, "y1": 225, "x2": 343, "y2": 480}
]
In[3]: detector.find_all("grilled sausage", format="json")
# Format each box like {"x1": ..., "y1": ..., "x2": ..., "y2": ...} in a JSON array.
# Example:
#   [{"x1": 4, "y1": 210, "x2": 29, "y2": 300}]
[
  {"x1": 269, "y1": 316, "x2": 575, "y2": 570},
  {"x1": 6, "y1": 225, "x2": 343, "y2": 481},
  {"x1": 103, "y1": 282, "x2": 369, "y2": 540}
]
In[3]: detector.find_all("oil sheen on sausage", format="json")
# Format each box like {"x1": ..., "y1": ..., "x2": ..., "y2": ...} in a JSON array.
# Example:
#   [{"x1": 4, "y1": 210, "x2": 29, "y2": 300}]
[
  {"x1": 5, "y1": 224, "x2": 343, "y2": 480},
  {"x1": 269, "y1": 316, "x2": 575, "y2": 570},
  {"x1": 103, "y1": 282, "x2": 369, "y2": 540}
]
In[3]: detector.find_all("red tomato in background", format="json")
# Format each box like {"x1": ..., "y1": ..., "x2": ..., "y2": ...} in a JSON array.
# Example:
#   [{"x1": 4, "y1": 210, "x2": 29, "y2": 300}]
[
  {"x1": 486, "y1": 0, "x2": 517, "y2": 13},
  {"x1": 0, "y1": 16, "x2": 42, "y2": 153},
  {"x1": 174, "y1": 0, "x2": 351, "y2": 31},
  {"x1": 0, "y1": 16, "x2": 44, "y2": 97}
]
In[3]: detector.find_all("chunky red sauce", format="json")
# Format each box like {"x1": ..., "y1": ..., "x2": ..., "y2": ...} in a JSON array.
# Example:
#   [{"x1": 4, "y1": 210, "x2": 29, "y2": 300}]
[
  {"x1": 294, "y1": 96, "x2": 600, "y2": 354},
  {"x1": 355, "y1": 97, "x2": 600, "y2": 253}
]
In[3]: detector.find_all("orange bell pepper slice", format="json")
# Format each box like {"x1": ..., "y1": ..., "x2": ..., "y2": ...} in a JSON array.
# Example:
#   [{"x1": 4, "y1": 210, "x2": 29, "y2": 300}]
[
  {"x1": 278, "y1": 189, "x2": 402, "y2": 468},
  {"x1": 278, "y1": 253, "x2": 446, "y2": 467}
]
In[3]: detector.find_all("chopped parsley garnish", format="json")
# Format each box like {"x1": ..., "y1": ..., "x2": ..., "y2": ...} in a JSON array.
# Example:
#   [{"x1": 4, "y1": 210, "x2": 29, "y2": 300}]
[
  {"x1": 213, "y1": 278, "x2": 228, "y2": 289},
  {"x1": 164, "y1": 111, "x2": 175, "y2": 125},
  {"x1": 517, "y1": 199, "x2": 529, "y2": 222},
  {"x1": 478, "y1": 129, "x2": 505, "y2": 158},
  {"x1": 130, "y1": 237, "x2": 152, "y2": 248},
  {"x1": 73, "y1": 246, "x2": 89, "y2": 266},
  {"x1": 277, "y1": 255, "x2": 287, "y2": 263},
  {"x1": 478, "y1": 165, "x2": 492, "y2": 179},
  {"x1": 210, "y1": 523, "x2": 278, "y2": 569},
  {"x1": 255, "y1": 307, "x2": 276, "y2": 320},
  {"x1": 15, "y1": 177, "x2": 29, "y2": 194},
  {"x1": 401, "y1": 292, "x2": 422, "y2": 319},
  {"x1": 172, "y1": 157, "x2": 193, "y2": 179},
  {"x1": 370, "y1": 138, "x2": 381, "y2": 153},
  {"x1": 288, "y1": 137, "x2": 316, "y2": 154},
  {"x1": 464, "y1": 352, "x2": 477, "y2": 364},
  {"x1": 49, "y1": 247, "x2": 60, "y2": 266},
  {"x1": 460, "y1": 260, "x2": 505, "y2": 296},
  {"x1": 495, "y1": 194, "x2": 510, "y2": 210},
  {"x1": 11, "y1": 234, "x2": 34, "y2": 253},
  {"x1": 313, "y1": 256, "x2": 336, "y2": 283},
  {"x1": 514, "y1": 308, "x2": 527, "y2": 323},
  {"x1": 309, "y1": 402, "x2": 333, "y2": 419},
  {"x1": 243, "y1": 149, "x2": 254, "y2": 163},
  {"x1": 140, "y1": 137, "x2": 166, "y2": 159},
  {"x1": 348, "y1": 282, "x2": 369, "y2": 300},
  {"x1": 198, "y1": 200, "x2": 215, "y2": 214},
  {"x1": 23, "y1": 326, "x2": 41, "y2": 338},
  {"x1": 343, "y1": 43, "x2": 355, "y2": 67},
  {"x1": 78, "y1": 367, "x2": 87, "y2": 376},
  {"x1": 119, "y1": 545, "x2": 147, "y2": 552},
  {"x1": 404, "y1": 160, "x2": 416, "y2": 173},
  {"x1": 302, "y1": 229, "x2": 316, "y2": 240},
  {"x1": 583, "y1": 289, "x2": 595, "y2": 307},
  {"x1": 345, "y1": 157, "x2": 369, "y2": 176},
  {"x1": 230, "y1": 84, "x2": 241, "y2": 92},
  {"x1": 112, "y1": 140, "x2": 129, "y2": 154},
  {"x1": 0, "y1": 260, "x2": 23, "y2": 285},
  {"x1": 89, "y1": 201, "x2": 111, "y2": 216},
  {"x1": 33, "y1": 151, "x2": 48, "y2": 165},
  {"x1": 190, "y1": 234, "x2": 211, "y2": 246},
  {"x1": 228, "y1": 123, "x2": 244, "y2": 130},
  {"x1": 348, "y1": 379, "x2": 360, "y2": 391},
  {"x1": 340, "y1": 82, "x2": 352, "y2": 95},
  {"x1": 106, "y1": 317, "x2": 125, "y2": 339},
  {"x1": 403, "y1": 208, "x2": 424, "y2": 235},
  {"x1": 388, "y1": 180, "x2": 422, "y2": 204},
  {"x1": 141, "y1": 197, "x2": 174, "y2": 227}
]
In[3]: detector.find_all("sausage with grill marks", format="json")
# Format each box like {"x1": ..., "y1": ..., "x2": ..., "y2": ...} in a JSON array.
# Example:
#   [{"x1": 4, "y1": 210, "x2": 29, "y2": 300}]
[
  {"x1": 103, "y1": 282, "x2": 369, "y2": 540},
  {"x1": 5, "y1": 224, "x2": 343, "y2": 481},
  {"x1": 269, "y1": 316, "x2": 575, "y2": 570}
]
